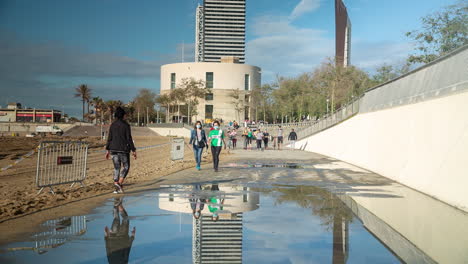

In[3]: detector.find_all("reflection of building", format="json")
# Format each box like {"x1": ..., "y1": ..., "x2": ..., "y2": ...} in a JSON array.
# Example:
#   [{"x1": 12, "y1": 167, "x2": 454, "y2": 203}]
[
  {"x1": 0, "y1": 103, "x2": 62, "y2": 122},
  {"x1": 194, "y1": 214, "x2": 243, "y2": 263},
  {"x1": 158, "y1": 185, "x2": 259, "y2": 264},
  {"x1": 160, "y1": 60, "x2": 261, "y2": 123},
  {"x1": 195, "y1": 0, "x2": 246, "y2": 63},
  {"x1": 332, "y1": 215, "x2": 349, "y2": 264},
  {"x1": 335, "y1": 0, "x2": 351, "y2": 67}
]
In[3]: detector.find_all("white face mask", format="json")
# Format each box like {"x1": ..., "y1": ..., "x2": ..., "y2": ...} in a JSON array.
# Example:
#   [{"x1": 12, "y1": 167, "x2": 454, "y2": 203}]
[
  {"x1": 196, "y1": 125, "x2": 201, "y2": 128},
  {"x1": 214, "y1": 125, "x2": 219, "y2": 130}
]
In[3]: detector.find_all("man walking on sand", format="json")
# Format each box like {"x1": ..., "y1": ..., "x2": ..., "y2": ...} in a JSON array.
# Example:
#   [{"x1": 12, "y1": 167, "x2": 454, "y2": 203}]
[{"x1": 106, "y1": 107, "x2": 137, "y2": 194}]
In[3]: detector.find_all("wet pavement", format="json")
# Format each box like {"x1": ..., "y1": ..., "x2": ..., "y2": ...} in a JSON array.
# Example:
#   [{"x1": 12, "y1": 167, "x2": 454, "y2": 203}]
[{"x1": 1, "y1": 149, "x2": 468, "y2": 263}]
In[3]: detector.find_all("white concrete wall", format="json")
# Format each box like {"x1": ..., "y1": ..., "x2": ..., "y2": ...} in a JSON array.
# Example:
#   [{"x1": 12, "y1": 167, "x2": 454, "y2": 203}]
[
  {"x1": 149, "y1": 127, "x2": 191, "y2": 138},
  {"x1": 297, "y1": 91, "x2": 468, "y2": 212}
]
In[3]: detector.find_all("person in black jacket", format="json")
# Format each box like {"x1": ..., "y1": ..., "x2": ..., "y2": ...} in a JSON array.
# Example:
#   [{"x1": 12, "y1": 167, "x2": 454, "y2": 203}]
[
  {"x1": 106, "y1": 107, "x2": 137, "y2": 193},
  {"x1": 288, "y1": 129, "x2": 298, "y2": 150}
]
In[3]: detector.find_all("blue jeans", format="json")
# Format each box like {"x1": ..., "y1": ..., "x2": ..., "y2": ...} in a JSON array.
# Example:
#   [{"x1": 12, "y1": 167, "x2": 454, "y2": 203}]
[{"x1": 193, "y1": 145, "x2": 203, "y2": 167}]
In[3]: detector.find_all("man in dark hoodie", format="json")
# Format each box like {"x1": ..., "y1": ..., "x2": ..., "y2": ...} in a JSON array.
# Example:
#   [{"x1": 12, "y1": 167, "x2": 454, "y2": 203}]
[{"x1": 106, "y1": 107, "x2": 137, "y2": 194}]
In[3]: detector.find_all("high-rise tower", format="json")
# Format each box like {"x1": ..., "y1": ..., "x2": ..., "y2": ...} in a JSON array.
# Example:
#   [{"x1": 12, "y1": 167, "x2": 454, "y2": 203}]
[
  {"x1": 335, "y1": 0, "x2": 351, "y2": 67},
  {"x1": 195, "y1": 0, "x2": 246, "y2": 63}
]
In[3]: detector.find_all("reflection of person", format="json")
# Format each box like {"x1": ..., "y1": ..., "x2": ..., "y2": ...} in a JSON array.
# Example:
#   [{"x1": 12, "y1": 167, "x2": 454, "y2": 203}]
[
  {"x1": 105, "y1": 107, "x2": 137, "y2": 194},
  {"x1": 208, "y1": 184, "x2": 225, "y2": 221},
  {"x1": 104, "y1": 197, "x2": 136, "y2": 264},
  {"x1": 189, "y1": 121, "x2": 208, "y2": 171},
  {"x1": 189, "y1": 184, "x2": 206, "y2": 219},
  {"x1": 208, "y1": 121, "x2": 226, "y2": 172}
]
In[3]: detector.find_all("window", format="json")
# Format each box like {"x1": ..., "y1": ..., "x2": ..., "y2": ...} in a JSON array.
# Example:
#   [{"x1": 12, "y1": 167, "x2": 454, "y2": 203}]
[
  {"x1": 205, "y1": 93, "x2": 214, "y2": 101},
  {"x1": 244, "y1": 74, "x2": 250, "y2": 90},
  {"x1": 206, "y1": 72, "x2": 214, "y2": 88},
  {"x1": 170, "y1": 73, "x2": 176, "y2": 89},
  {"x1": 205, "y1": 105, "x2": 214, "y2": 119}
]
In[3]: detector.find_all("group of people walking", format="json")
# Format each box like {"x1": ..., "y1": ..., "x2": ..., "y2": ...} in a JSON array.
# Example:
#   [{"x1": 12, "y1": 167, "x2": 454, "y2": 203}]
[
  {"x1": 188, "y1": 122, "x2": 300, "y2": 171},
  {"x1": 105, "y1": 107, "x2": 300, "y2": 193}
]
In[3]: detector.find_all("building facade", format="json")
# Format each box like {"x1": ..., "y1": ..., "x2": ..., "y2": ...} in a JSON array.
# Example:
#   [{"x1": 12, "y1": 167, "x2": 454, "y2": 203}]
[
  {"x1": 160, "y1": 59, "x2": 261, "y2": 123},
  {"x1": 195, "y1": 0, "x2": 246, "y2": 63},
  {"x1": 0, "y1": 103, "x2": 61, "y2": 123},
  {"x1": 335, "y1": 0, "x2": 352, "y2": 67}
]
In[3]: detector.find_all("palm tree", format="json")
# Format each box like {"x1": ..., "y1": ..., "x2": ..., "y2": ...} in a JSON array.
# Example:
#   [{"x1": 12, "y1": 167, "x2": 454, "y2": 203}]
[
  {"x1": 106, "y1": 100, "x2": 122, "y2": 123},
  {"x1": 91, "y1": 97, "x2": 104, "y2": 124},
  {"x1": 74, "y1": 84, "x2": 91, "y2": 122}
]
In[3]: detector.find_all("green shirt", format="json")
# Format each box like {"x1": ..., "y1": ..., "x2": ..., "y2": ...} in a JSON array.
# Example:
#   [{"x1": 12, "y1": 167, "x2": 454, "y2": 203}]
[
  {"x1": 209, "y1": 129, "x2": 224, "y2": 147},
  {"x1": 208, "y1": 197, "x2": 223, "y2": 213}
]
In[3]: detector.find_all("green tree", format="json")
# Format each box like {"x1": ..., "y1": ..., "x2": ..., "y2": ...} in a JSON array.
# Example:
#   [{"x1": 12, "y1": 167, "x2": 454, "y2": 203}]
[
  {"x1": 132, "y1": 89, "x2": 157, "y2": 125},
  {"x1": 105, "y1": 100, "x2": 123, "y2": 123},
  {"x1": 74, "y1": 84, "x2": 91, "y2": 122},
  {"x1": 156, "y1": 94, "x2": 172, "y2": 123},
  {"x1": 406, "y1": 1, "x2": 468, "y2": 64},
  {"x1": 228, "y1": 88, "x2": 245, "y2": 122},
  {"x1": 177, "y1": 78, "x2": 208, "y2": 124},
  {"x1": 90, "y1": 96, "x2": 105, "y2": 124},
  {"x1": 170, "y1": 88, "x2": 186, "y2": 123}
]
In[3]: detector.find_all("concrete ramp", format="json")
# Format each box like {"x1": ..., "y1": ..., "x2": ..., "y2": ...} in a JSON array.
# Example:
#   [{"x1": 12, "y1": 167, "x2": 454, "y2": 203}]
[{"x1": 297, "y1": 45, "x2": 468, "y2": 212}]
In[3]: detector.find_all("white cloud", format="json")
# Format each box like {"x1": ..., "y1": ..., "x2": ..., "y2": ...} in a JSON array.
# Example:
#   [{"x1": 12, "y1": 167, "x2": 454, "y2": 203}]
[
  {"x1": 246, "y1": 14, "x2": 414, "y2": 83},
  {"x1": 246, "y1": 16, "x2": 334, "y2": 82},
  {"x1": 290, "y1": 0, "x2": 321, "y2": 20},
  {"x1": 351, "y1": 40, "x2": 414, "y2": 70}
]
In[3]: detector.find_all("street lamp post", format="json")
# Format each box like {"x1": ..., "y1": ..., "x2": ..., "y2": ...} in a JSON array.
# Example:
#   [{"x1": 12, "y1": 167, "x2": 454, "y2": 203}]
[{"x1": 326, "y1": 98, "x2": 330, "y2": 115}]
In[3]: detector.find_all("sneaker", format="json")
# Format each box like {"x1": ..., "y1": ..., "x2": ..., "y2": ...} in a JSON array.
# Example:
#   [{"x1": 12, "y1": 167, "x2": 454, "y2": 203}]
[
  {"x1": 114, "y1": 182, "x2": 123, "y2": 193},
  {"x1": 196, "y1": 166, "x2": 201, "y2": 170}
]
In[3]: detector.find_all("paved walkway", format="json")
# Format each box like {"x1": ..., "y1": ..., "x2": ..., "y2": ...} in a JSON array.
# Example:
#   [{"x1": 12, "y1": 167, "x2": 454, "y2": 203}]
[{"x1": 161, "y1": 148, "x2": 395, "y2": 197}]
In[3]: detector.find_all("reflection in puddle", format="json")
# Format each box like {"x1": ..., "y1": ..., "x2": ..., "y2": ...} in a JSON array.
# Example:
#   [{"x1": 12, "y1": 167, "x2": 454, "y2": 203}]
[
  {"x1": 223, "y1": 163, "x2": 306, "y2": 169},
  {"x1": 105, "y1": 197, "x2": 136, "y2": 264},
  {"x1": 1, "y1": 184, "x2": 423, "y2": 263},
  {"x1": 2, "y1": 216, "x2": 86, "y2": 255}
]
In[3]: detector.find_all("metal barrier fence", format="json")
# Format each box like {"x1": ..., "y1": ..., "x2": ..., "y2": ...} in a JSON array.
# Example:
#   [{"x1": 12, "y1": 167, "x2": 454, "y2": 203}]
[
  {"x1": 4, "y1": 216, "x2": 87, "y2": 254},
  {"x1": 36, "y1": 141, "x2": 89, "y2": 194},
  {"x1": 171, "y1": 138, "x2": 185, "y2": 160}
]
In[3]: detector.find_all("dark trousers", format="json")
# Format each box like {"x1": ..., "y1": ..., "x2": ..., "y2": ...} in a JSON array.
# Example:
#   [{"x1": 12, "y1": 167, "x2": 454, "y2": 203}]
[
  {"x1": 111, "y1": 152, "x2": 130, "y2": 182},
  {"x1": 256, "y1": 139, "x2": 262, "y2": 149},
  {"x1": 211, "y1": 146, "x2": 222, "y2": 170},
  {"x1": 263, "y1": 138, "x2": 269, "y2": 149}
]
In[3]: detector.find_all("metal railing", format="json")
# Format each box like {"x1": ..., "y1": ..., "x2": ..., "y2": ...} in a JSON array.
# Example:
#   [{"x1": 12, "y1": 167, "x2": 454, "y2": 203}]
[
  {"x1": 295, "y1": 97, "x2": 362, "y2": 140},
  {"x1": 36, "y1": 141, "x2": 89, "y2": 194}
]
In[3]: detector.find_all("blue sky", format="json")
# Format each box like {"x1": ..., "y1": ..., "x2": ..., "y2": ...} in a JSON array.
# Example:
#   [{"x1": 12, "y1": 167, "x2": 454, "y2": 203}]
[{"x1": 0, "y1": 0, "x2": 458, "y2": 117}]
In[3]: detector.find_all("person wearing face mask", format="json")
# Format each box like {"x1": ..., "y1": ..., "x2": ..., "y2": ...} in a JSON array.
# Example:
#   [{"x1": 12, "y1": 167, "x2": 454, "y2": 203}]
[
  {"x1": 189, "y1": 121, "x2": 208, "y2": 170},
  {"x1": 208, "y1": 120, "x2": 226, "y2": 172}
]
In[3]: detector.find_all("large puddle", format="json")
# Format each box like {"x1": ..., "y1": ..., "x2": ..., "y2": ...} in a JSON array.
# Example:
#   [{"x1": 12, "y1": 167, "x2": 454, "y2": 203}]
[{"x1": 0, "y1": 183, "x2": 405, "y2": 263}]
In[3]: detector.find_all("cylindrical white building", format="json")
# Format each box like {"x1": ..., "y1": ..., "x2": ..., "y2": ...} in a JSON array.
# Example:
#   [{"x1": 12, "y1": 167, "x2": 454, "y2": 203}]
[{"x1": 160, "y1": 59, "x2": 261, "y2": 123}]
